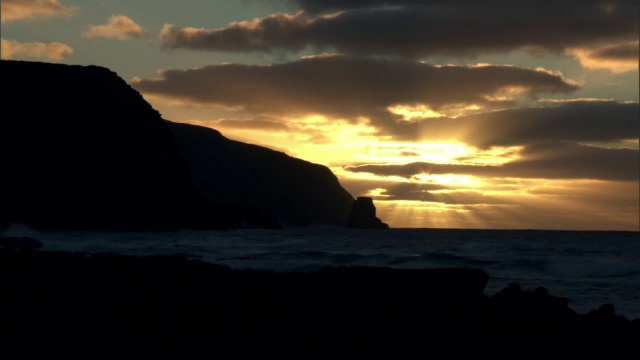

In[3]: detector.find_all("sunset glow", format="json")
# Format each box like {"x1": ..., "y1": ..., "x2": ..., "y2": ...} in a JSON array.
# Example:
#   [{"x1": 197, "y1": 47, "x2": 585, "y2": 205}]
[{"x1": 3, "y1": 0, "x2": 638, "y2": 230}]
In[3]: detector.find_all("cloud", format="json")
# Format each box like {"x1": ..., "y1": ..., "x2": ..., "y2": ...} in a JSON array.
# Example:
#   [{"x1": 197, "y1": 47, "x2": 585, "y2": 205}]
[
  {"x1": 386, "y1": 101, "x2": 639, "y2": 145},
  {"x1": 1, "y1": 37, "x2": 73, "y2": 60},
  {"x1": 161, "y1": 1, "x2": 638, "y2": 57},
  {"x1": 160, "y1": 12, "x2": 312, "y2": 53},
  {"x1": 349, "y1": 177, "x2": 639, "y2": 230},
  {"x1": 287, "y1": 0, "x2": 635, "y2": 15},
  {"x1": 83, "y1": 15, "x2": 149, "y2": 40},
  {"x1": 399, "y1": 151, "x2": 422, "y2": 157},
  {"x1": 568, "y1": 41, "x2": 639, "y2": 73},
  {"x1": 285, "y1": 0, "x2": 419, "y2": 14},
  {"x1": 379, "y1": 185, "x2": 511, "y2": 205},
  {"x1": 306, "y1": 133, "x2": 333, "y2": 144},
  {"x1": 1, "y1": 0, "x2": 78, "y2": 24},
  {"x1": 338, "y1": 156, "x2": 639, "y2": 230},
  {"x1": 345, "y1": 142, "x2": 639, "y2": 182},
  {"x1": 131, "y1": 55, "x2": 578, "y2": 127},
  {"x1": 208, "y1": 116, "x2": 291, "y2": 131}
]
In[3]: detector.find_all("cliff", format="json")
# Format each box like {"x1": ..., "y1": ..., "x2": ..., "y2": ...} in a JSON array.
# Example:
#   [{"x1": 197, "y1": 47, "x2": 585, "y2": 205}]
[
  {"x1": 0, "y1": 60, "x2": 267, "y2": 230},
  {"x1": 166, "y1": 121, "x2": 354, "y2": 226},
  {"x1": 0, "y1": 60, "x2": 357, "y2": 230}
]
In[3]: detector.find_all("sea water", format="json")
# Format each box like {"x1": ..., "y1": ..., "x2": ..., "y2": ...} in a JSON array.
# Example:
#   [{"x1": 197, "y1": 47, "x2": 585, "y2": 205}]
[{"x1": 3, "y1": 225, "x2": 639, "y2": 320}]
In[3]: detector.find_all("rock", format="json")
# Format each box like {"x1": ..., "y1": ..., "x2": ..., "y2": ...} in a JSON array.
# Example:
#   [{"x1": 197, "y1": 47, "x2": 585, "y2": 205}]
[
  {"x1": 492, "y1": 283, "x2": 574, "y2": 319},
  {"x1": 165, "y1": 121, "x2": 355, "y2": 226},
  {"x1": 346, "y1": 197, "x2": 389, "y2": 228},
  {"x1": 0, "y1": 60, "x2": 228, "y2": 230},
  {"x1": 0, "y1": 60, "x2": 329, "y2": 230},
  {"x1": 0, "y1": 236, "x2": 43, "y2": 251},
  {"x1": 590, "y1": 303, "x2": 616, "y2": 317},
  {"x1": 588, "y1": 303, "x2": 632, "y2": 328},
  {"x1": 1, "y1": 250, "x2": 639, "y2": 359}
]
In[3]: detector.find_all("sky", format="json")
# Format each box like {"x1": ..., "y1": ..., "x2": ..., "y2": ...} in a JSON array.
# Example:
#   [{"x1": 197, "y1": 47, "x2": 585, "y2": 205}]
[{"x1": 2, "y1": 0, "x2": 639, "y2": 230}]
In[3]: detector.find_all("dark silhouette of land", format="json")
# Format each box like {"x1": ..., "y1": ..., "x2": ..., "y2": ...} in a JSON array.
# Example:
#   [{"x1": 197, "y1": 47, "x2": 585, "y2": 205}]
[
  {"x1": 346, "y1": 196, "x2": 389, "y2": 228},
  {"x1": 166, "y1": 121, "x2": 354, "y2": 226},
  {"x1": 1, "y1": 248, "x2": 638, "y2": 359},
  {"x1": 0, "y1": 59, "x2": 370, "y2": 230}
]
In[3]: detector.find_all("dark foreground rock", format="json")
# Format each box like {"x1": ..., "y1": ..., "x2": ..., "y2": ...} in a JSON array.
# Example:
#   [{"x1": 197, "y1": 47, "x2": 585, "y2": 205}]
[
  {"x1": 0, "y1": 236, "x2": 43, "y2": 251},
  {"x1": 1, "y1": 249, "x2": 638, "y2": 360}
]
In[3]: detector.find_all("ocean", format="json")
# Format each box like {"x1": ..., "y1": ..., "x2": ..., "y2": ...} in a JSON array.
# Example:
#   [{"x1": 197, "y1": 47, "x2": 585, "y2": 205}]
[{"x1": 3, "y1": 225, "x2": 639, "y2": 320}]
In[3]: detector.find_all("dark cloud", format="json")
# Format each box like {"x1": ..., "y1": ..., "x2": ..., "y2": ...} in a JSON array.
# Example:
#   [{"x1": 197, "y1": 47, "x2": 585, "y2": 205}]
[
  {"x1": 589, "y1": 41, "x2": 640, "y2": 61},
  {"x1": 382, "y1": 186, "x2": 512, "y2": 205},
  {"x1": 358, "y1": 176, "x2": 639, "y2": 231},
  {"x1": 378, "y1": 182, "x2": 442, "y2": 203},
  {"x1": 568, "y1": 41, "x2": 639, "y2": 72},
  {"x1": 337, "y1": 177, "x2": 398, "y2": 199},
  {"x1": 160, "y1": 12, "x2": 312, "y2": 53},
  {"x1": 503, "y1": 142, "x2": 639, "y2": 181},
  {"x1": 345, "y1": 142, "x2": 640, "y2": 181},
  {"x1": 288, "y1": 0, "x2": 636, "y2": 15},
  {"x1": 346, "y1": 162, "x2": 461, "y2": 179},
  {"x1": 306, "y1": 133, "x2": 332, "y2": 144},
  {"x1": 286, "y1": 0, "x2": 429, "y2": 14},
  {"x1": 132, "y1": 54, "x2": 577, "y2": 124},
  {"x1": 389, "y1": 101, "x2": 639, "y2": 146},
  {"x1": 338, "y1": 177, "x2": 450, "y2": 201},
  {"x1": 363, "y1": 181, "x2": 510, "y2": 205},
  {"x1": 399, "y1": 151, "x2": 421, "y2": 157},
  {"x1": 209, "y1": 117, "x2": 291, "y2": 131},
  {"x1": 163, "y1": 1, "x2": 638, "y2": 56}
]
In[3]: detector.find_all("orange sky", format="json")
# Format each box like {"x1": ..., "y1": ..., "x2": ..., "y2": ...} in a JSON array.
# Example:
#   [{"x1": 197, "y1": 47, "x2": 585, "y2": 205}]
[{"x1": 2, "y1": 0, "x2": 638, "y2": 230}]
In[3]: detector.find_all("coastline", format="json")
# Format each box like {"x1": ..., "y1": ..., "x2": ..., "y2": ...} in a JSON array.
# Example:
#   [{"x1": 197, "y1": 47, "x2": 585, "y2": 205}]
[{"x1": 2, "y1": 248, "x2": 638, "y2": 359}]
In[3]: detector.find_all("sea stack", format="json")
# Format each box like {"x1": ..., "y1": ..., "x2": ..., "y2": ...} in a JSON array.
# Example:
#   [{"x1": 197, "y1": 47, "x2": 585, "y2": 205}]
[{"x1": 346, "y1": 197, "x2": 389, "y2": 229}]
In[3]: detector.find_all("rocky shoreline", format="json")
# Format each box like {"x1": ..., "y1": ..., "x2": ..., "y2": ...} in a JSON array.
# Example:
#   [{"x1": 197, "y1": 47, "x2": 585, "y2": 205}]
[{"x1": 1, "y1": 246, "x2": 638, "y2": 359}]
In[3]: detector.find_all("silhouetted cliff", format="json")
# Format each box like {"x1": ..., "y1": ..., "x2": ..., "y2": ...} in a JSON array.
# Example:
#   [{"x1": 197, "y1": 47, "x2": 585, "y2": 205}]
[
  {"x1": 166, "y1": 121, "x2": 355, "y2": 226},
  {"x1": 0, "y1": 60, "x2": 357, "y2": 230},
  {"x1": 0, "y1": 60, "x2": 270, "y2": 230}
]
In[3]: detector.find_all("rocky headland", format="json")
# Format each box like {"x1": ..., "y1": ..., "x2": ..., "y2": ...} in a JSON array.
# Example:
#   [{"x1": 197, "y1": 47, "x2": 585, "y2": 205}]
[
  {"x1": 166, "y1": 121, "x2": 354, "y2": 226},
  {"x1": 0, "y1": 60, "x2": 370, "y2": 230}
]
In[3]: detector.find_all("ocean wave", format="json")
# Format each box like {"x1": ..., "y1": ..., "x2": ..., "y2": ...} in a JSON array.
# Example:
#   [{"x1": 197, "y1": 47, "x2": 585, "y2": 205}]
[
  {"x1": 420, "y1": 252, "x2": 500, "y2": 266},
  {"x1": 545, "y1": 258, "x2": 640, "y2": 278}
]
